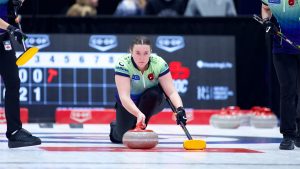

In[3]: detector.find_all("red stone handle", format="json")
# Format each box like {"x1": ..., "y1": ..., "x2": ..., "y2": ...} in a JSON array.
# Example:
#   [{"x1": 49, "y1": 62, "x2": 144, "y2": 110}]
[{"x1": 130, "y1": 122, "x2": 153, "y2": 132}]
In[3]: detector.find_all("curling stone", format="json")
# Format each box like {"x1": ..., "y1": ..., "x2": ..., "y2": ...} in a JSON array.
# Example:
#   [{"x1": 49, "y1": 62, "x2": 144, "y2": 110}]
[
  {"x1": 210, "y1": 108, "x2": 241, "y2": 129},
  {"x1": 122, "y1": 125, "x2": 158, "y2": 149},
  {"x1": 250, "y1": 107, "x2": 278, "y2": 128}
]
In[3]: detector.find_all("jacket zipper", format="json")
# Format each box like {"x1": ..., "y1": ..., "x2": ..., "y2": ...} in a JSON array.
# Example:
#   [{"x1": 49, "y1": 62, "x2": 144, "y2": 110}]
[{"x1": 140, "y1": 71, "x2": 146, "y2": 88}]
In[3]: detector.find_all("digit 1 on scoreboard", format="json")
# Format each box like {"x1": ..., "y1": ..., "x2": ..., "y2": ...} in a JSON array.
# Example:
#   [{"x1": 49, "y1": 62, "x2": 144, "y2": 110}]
[{"x1": 33, "y1": 87, "x2": 41, "y2": 102}]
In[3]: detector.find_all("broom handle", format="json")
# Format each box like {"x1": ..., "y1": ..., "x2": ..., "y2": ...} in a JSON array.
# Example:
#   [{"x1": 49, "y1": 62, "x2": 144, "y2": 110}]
[
  {"x1": 14, "y1": 6, "x2": 27, "y2": 51},
  {"x1": 179, "y1": 122, "x2": 193, "y2": 140},
  {"x1": 162, "y1": 86, "x2": 193, "y2": 140}
]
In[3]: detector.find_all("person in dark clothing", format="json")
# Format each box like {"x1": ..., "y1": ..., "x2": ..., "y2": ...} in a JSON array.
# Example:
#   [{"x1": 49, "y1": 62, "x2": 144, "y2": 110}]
[
  {"x1": 0, "y1": 0, "x2": 41, "y2": 148},
  {"x1": 261, "y1": 0, "x2": 300, "y2": 150}
]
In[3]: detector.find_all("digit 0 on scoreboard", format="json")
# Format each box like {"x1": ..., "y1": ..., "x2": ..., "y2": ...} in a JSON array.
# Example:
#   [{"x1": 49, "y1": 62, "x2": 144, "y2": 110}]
[
  {"x1": 32, "y1": 69, "x2": 43, "y2": 84},
  {"x1": 30, "y1": 68, "x2": 45, "y2": 103}
]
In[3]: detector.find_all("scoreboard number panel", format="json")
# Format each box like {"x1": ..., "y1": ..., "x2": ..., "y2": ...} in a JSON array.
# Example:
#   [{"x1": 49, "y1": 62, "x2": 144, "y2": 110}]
[{"x1": 12, "y1": 53, "x2": 123, "y2": 106}]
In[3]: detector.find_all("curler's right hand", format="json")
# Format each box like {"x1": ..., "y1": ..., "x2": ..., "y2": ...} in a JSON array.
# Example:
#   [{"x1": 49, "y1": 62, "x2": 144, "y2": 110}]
[{"x1": 136, "y1": 112, "x2": 146, "y2": 129}]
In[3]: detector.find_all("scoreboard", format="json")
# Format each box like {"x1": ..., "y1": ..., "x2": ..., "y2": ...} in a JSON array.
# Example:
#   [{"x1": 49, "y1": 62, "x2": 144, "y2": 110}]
[
  {"x1": 3, "y1": 52, "x2": 124, "y2": 106},
  {"x1": 0, "y1": 34, "x2": 236, "y2": 121}
]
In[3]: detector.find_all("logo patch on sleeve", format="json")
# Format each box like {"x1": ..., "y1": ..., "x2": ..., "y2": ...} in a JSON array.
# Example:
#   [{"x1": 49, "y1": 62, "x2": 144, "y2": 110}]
[{"x1": 3, "y1": 41, "x2": 12, "y2": 51}]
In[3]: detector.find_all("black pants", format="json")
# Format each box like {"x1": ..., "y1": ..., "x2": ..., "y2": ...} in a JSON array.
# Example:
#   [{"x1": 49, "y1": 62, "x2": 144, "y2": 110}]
[
  {"x1": 0, "y1": 33, "x2": 22, "y2": 138},
  {"x1": 273, "y1": 53, "x2": 300, "y2": 137},
  {"x1": 110, "y1": 86, "x2": 164, "y2": 143}
]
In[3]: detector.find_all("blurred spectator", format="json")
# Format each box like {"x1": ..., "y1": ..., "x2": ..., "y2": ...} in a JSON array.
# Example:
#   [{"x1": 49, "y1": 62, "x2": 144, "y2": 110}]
[
  {"x1": 114, "y1": 0, "x2": 147, "y2": 16},
  {"x1": 145, "y1": 0, "x2": 186, "y2": 17},
  {"x1": 66, "y1": 0, "x2": 98, "y2": 17},
  {"x1": 185, "y1": 0, "x2": 237, "y2": 17}
]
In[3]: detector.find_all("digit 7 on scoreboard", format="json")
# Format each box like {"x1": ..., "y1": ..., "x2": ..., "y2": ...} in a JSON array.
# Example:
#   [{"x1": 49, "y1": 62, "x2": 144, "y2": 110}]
[{"x1": 46, "y1": 68, "x2": 60, "y2": 104}]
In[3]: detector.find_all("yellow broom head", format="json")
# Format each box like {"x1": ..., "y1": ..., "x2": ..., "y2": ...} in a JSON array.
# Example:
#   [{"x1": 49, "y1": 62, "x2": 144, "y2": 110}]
[
  {"x1": 183, "y1": 139, "x2": 206, "y2": 150},
  {"x1": 16, "y1": 47, "x2": 39, "y2": 66}
]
